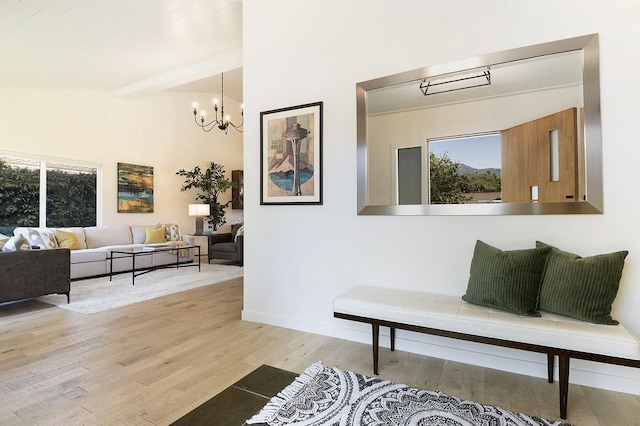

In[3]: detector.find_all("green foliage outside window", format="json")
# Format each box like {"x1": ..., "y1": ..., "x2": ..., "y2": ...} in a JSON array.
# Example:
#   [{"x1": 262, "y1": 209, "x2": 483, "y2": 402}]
[
  {"x1": 46, "y1": 168, "x2": 97, "y2": 227},
  {"x1": 0, "y1": 159, "x2": 97, "y2": 228},
  {"x1": 0, "y1": 160, "x2": 40, "y2": 227},
  {"x1": 429, "y1": 152, "x2": 501, "y2": 204},
  {"x1": 462, "y1": 170, "x2": 501, "y2": 194},
  {"x1": 429, "y1": 152, "x2": 470, "y2": 204}
]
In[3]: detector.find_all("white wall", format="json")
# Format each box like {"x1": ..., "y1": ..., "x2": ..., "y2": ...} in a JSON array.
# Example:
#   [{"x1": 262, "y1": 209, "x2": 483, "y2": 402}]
[
  {"x1": 0, "y1": 88, "x2": 243, "y2": 233},
  {"x1": 242, "y1": 0, "x2": 640, "y2": 393}
]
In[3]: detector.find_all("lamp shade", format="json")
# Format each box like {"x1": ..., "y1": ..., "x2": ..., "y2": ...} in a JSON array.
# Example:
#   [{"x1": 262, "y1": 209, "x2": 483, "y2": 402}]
[{"x1": 188, "y1": 204, "x2": 210, "y2": 216}]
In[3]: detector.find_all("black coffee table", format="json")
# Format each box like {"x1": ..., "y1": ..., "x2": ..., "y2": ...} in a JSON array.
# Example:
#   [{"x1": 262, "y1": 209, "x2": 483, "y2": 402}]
[{"x1": 109, "y1": 244, "x2": 200, "y2": 285}]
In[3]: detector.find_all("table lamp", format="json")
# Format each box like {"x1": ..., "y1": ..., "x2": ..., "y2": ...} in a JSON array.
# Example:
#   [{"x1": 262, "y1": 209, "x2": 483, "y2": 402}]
[{"x1": 188, "y1": 204, "x2": 210, "y2": 235}]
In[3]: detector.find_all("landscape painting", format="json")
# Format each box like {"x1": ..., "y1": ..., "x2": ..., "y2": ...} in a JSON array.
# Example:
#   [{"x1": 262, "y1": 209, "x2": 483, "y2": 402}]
[
  {"x1": 117, "y1": 162, "x2": 154, "y2": 213},
  {"x1": 260, "y1": 102, "x2": 323, "y2": 205}
]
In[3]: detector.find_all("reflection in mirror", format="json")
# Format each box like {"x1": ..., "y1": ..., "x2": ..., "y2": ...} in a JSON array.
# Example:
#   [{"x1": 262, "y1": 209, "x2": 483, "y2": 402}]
[
  {"x1": 357, "y1": 34, "x2": 602, "y2": 215},
  {"x1": 428, "y1": 133, "x2": 501, "y2": 205}
]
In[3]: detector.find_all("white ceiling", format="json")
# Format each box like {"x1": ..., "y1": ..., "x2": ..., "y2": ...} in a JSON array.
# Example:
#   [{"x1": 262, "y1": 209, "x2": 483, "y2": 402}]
[{"x1": 0, "y1": 0, "x2": 244, "y2": 100}]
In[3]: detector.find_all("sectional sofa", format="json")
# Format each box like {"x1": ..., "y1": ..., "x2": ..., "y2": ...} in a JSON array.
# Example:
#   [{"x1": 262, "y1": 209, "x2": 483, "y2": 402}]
[{"x1": 13, "y1": 225, "x2": 195, "y2": 280}]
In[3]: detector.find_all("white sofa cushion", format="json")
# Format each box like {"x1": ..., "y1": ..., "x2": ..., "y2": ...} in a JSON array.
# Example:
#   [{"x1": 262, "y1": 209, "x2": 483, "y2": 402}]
[
  {"x1": 84, "y1": 226, "x2": 133, "y2": 248},
  {"x1": 333, "y1": 286, "x2": 640, "y2": 361},
  {"x1": 70, "y1": 248, "x2": 108, "y2": 264},
  {"x1": 71, "y1": 260, "x2": 106, "y2": 279},
  {"x1": 131, "y1": 225, "x2": 151, "y2": 244}
]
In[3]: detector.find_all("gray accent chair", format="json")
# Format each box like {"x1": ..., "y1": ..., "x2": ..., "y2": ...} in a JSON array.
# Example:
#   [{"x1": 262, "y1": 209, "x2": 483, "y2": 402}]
[
  {"x1": 207, "y1": 224, "x2": 243, "y2": 266},
  {"x1": 0, "y1": 248, "x2": 71, "y2": 304}
]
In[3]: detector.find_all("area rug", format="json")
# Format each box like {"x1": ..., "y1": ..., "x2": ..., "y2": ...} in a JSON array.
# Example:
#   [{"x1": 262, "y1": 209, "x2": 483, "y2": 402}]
[
  {"x1": 247, "y1": 362, "x2": 571, "y2": 426},
  {"x1": 37, "y1": 262, "x2": 243, "y2": 314}
]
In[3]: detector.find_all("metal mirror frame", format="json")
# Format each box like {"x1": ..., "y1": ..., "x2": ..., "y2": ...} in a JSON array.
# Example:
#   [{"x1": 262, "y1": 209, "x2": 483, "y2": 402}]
[{"x1": 356, "y1": 34, "x2": 602, "y2": 215}]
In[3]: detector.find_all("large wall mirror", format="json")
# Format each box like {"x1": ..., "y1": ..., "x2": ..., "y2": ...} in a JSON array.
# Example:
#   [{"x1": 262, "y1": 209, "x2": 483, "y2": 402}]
[{"x1": 357, "y1": 34, "x2": 602, "y2": 215}]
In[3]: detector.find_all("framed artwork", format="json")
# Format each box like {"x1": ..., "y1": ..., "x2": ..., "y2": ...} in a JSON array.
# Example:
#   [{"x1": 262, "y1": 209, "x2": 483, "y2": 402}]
[
  {"x1": 260, "y1": 101, "x2": 323, "y2": 205},
  {"x1": 117, "y1": 162, "x2": 154, "y2": 213}
]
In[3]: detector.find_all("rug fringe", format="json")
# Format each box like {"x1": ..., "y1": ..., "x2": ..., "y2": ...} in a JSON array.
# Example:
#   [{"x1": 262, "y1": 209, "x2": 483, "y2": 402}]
[{"x1": 246, "y1": 361, "x2": 324, "y2": 424}]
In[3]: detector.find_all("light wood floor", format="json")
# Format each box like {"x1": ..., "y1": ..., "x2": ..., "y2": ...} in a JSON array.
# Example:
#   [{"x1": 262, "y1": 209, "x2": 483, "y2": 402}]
[{"x1": 1, "y1": 278, "x2": 639, "y2": 425}]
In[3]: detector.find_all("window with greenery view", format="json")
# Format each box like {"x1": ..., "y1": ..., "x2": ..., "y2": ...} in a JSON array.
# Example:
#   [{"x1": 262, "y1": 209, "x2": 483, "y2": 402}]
[
  {"x1": 0, "y1": 156, "x2": 99, "y2": 230},
  {"x1": 428, "y1": 134, "x2": 502, "y2": 204}
]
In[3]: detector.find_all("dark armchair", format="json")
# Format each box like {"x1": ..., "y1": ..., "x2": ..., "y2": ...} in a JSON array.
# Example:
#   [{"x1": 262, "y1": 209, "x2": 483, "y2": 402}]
[{"x1": 207, "y1": 223, "x2": 243, "y2": 266}]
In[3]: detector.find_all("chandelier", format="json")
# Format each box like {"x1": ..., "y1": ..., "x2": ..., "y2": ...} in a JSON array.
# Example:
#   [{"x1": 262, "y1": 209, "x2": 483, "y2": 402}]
[{"x1": 192, "y1": 72, "x2": 243, "y2": 133}]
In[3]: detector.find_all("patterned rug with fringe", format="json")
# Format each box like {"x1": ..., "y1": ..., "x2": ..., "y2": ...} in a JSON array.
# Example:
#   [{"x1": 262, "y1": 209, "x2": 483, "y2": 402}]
[{"x1": 247, "y1": 362, "x2": 571, "y2": 426}]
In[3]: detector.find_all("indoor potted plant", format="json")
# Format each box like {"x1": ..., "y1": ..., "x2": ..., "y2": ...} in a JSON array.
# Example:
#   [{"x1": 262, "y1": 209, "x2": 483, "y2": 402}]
[{"x1": 176, "y1": 161, "x2": 235, "y2": 231}]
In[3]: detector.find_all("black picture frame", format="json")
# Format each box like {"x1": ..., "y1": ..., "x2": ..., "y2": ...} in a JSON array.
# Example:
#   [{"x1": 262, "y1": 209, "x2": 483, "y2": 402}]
[{"x1": 260, "y1": 101, "x2": 323, "y2": 205}]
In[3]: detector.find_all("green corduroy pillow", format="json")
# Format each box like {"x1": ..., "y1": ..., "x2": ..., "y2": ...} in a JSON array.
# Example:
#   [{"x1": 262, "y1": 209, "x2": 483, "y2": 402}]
[
  {"x1": 536, "y1": 241, "x2": 628, "y2": 325},
  {"x1": 462, "y1": 240, "x2": 551, "y2": 316}
]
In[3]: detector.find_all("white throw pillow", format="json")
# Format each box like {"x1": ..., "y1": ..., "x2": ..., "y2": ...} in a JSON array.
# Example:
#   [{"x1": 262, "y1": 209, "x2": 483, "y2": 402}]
[
  {"x1": 0, "y1": 232, "x2": 10, "y2": 250},
  {"x1": 26, "y1": 228, "x2": 59, "y2": 249},
  {"x1": 1, "y1": 235, "x2": 32, "y2": 252},
  {"x1": 234, "y1": 225, "x2": 244, "y2": 242},
  {"x1": 162, "y1": 223, "x2": 181, "y2": 241}
]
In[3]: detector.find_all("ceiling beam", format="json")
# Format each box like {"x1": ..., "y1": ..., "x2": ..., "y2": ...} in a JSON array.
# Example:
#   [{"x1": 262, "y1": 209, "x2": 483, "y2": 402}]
[{"x1": 114, "y1": 48, "x2": 243, "y2": 97}]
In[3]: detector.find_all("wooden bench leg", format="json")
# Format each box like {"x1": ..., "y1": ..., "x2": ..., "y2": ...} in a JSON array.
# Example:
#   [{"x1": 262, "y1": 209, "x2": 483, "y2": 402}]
[
  {"x1": 559, "y1": 355, "x2": 570, "y2": 419},
  {"x1": 390, "y1": 327, "x2": 395, "y2": 351},
  {"x1": 547, "y1": 353, "x2": 554, "y2": 383},
  {"x1": 372, "y1": 323, "x2": 379, "y2": 375}
]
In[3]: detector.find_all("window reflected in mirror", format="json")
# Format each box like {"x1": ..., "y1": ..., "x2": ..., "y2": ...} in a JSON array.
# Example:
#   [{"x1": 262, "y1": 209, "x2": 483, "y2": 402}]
[{"x1": 428, "y1": 133, "x2": 501, "y2": 205}]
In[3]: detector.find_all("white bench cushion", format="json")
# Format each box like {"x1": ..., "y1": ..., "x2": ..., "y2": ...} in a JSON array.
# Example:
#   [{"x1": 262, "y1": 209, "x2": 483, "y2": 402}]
[{"x1": 334, "y1": 286, "x2": 640, "y2": 361}]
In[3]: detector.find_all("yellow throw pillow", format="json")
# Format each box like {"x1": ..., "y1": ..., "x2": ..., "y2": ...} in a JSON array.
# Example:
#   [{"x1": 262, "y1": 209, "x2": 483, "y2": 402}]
[
  {"x1": 55, "y1": 229, "x2": 81, "y2": 250},
  {"x1": 145, "y1": 226, "x2": 167, "y2": 244}
]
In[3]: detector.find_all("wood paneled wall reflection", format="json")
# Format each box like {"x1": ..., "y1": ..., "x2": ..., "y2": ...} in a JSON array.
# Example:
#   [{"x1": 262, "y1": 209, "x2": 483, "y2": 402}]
[{"x1": 501, "y1": 108, "x2": 580, "y2": 203}]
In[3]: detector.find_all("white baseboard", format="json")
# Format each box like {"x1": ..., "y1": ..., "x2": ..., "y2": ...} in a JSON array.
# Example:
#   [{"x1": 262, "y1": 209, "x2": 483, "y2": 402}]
[{"x1": 241, "y1": 309, "x2": 640, "y2": 395}]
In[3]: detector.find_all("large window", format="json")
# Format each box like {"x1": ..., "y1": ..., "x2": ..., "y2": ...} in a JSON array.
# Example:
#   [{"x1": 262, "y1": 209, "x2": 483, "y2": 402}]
[{"x1": 0, "y1": 153, "x2": 101, "y2": 229}]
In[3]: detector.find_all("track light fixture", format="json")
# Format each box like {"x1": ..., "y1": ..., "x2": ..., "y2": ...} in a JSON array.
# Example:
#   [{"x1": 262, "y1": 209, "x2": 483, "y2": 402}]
[{"x1": 420, "y1": 67, "x2": 491, "y2": 96}]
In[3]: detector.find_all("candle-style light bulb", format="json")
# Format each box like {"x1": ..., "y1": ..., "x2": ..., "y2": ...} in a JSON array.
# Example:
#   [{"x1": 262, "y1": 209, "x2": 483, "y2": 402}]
[{"x1": 190, "y1": 73, "x2": 243, "y2": 133}]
